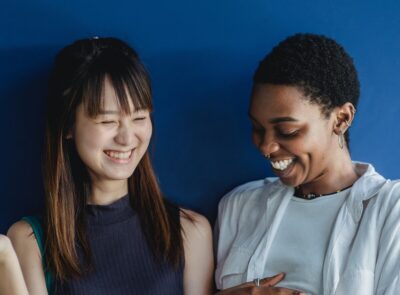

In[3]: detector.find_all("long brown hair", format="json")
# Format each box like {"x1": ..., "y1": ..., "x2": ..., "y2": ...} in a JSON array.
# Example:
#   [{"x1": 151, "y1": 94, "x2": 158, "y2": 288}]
[{"x1": 43, "y1": 37, "x2": 184, "y2": 280}]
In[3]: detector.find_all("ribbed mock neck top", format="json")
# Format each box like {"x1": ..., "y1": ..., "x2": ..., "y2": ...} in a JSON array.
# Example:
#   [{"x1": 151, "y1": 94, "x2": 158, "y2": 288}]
[{"x1": 55, "y1": 195, "x2": 184, "y2": 295}]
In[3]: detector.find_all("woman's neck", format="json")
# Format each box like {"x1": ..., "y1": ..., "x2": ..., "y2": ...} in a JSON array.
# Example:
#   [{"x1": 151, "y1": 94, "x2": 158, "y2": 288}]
[
  {"x1": 88, "y1": 179, "x2": 128, "y2": 205},
  {"x1": 298, "y1": 151, "x2": 359, "y2": 196}
]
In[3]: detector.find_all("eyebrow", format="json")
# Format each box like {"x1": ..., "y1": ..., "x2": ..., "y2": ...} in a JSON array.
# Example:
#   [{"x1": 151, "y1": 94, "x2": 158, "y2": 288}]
[
  {"x1": 269, "y1": 117, "x2": 299, "y2": 123},
  {"x1": 248, "y1": 113, "x2": 299, "y2": 124}
]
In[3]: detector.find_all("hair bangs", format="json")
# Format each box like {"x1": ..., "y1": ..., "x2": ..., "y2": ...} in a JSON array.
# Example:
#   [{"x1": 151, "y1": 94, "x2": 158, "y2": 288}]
[{"x1": 81, "y1": 49, "x2": 152, "y2": 117}]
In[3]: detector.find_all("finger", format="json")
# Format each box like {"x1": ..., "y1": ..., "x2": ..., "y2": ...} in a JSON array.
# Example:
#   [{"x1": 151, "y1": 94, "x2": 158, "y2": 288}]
[
  {"x1": 218, "y1": 281, "x2": 253, "y2": 292},
  {"x1": 260, "y1": 272, "x2": 286, "y2": 287}
]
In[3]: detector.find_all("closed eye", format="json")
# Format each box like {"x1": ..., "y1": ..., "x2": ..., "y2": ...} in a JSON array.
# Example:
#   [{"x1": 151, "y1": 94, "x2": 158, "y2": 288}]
[{"x1": 277, "y1": 130, "x2": 299, "y2": 138}]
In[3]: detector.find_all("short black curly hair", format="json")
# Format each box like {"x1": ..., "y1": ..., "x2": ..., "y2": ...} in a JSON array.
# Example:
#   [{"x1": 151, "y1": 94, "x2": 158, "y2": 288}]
[
  {"x1": 254, "y1": 33, "x2": 360, "y2": 117},
  {"x1": 253, "y1": 33, "x2": 360, "y2": 146}
]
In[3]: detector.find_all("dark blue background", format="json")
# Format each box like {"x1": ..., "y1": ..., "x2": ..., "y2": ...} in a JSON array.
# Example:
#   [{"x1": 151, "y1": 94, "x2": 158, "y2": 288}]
[{"x1": 1, "y1": 0, "x2": 400, "y2": 233}]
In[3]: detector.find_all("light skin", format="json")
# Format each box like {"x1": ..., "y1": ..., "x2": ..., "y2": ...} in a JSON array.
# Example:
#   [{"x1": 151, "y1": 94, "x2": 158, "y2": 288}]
[
  {"x1": 8, "y1": 77, "x2": 214, "y2": 295},
  {"x1": 70, "y1": 77, "x2": 153, "y2": 205},
  {"x1": 217, "y1": 84, "x2": 358, "y2": 295},
  {"x1": 0, "y1": 235, "x2": 29, "y2": 295}
]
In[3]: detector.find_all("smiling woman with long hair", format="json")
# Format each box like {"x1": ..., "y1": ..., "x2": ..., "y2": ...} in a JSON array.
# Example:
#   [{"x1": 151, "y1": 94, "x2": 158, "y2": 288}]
[{"x1": 7, "y1": 37, "x2": 213, "y2": 295}]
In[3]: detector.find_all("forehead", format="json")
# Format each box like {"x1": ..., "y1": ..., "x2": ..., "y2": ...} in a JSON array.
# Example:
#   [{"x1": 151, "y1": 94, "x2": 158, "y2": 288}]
[
  {"x1": 99, "y1": 77, "x2": 133, "y2": 111},
  {"x1": 249, "y1": 84, "x2": 323, "y2": 121}
]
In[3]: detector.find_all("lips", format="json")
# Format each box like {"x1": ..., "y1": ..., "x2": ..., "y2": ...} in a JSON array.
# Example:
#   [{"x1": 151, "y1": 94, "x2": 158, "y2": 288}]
[
  {"x1": 104, "y1": 149, "x2": 133, "y2": 162},
  {"x1": 270, "y1": 158, "x2": 294, "y2": 170},
  {"x1": 270, "y1": 158, "x2": 296, "y2": 178}
]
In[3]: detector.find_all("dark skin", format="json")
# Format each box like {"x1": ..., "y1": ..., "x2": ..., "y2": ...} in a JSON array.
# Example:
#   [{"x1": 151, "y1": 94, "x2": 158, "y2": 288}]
[
  {"x1": 249, "y1": 84, "x2": 358, "y2": 195},
  {"x1": 216, "y1": 84, "x2": 358, "y2": 295},
  {"x1": 215, "y1": 273, "x2": 305, "y2": 295}
]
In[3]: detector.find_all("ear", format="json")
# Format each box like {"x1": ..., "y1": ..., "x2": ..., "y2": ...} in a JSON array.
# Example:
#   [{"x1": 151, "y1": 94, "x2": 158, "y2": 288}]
[{"x1": 332, "y1": 102, "x2": 356, "y2": 135}]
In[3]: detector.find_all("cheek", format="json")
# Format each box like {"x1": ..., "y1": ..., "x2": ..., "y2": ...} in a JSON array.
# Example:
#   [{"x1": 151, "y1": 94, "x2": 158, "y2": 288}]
[
  {"x1": 251, "y1": 132, "x2": 262, "y2": 148},
  {"x1": 75, "y1": 127, "x2": 107, "y2": 156},
  {"x1": 138, "y1": 122, "x2": 153, "y2": 144},
  {"x1": 295, "y1": 126, "x2": 329, "y2": 152},
  {"x1": 294, "y1": 131, "x2": 330, "y2": 164}
]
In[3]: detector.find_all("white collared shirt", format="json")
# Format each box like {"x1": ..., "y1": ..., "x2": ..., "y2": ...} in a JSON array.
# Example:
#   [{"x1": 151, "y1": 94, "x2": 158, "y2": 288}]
[{"x1": 215, "y1": 162, "x2": 400, "y2": 294}]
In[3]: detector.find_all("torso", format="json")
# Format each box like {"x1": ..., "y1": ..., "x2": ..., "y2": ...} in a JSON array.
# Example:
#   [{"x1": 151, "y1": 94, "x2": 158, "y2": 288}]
[
  {"x1": 215, "y1": 163, "x2": 400, "y2": 294},
  {"x1": 55, "y1": 195, "x2": 183, "y2": 295},
  {"x1": 265, "y1": 191, "x2": 348, "y2": 295}
]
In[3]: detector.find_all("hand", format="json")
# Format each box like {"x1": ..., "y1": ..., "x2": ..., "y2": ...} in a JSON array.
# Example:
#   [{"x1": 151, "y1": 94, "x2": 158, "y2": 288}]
[
  {"x1": 0, "y1": 234, "x2": 14, "y2": 263},
  {"x1": 215, "y1": 273, "x2": 305, "y2": 295},
  {"x1": 0, "y1": 234, "x2": 29, "y2": 295}
]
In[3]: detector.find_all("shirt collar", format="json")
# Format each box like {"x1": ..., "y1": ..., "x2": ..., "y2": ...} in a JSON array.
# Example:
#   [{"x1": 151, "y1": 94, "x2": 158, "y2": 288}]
[
  {"x1": 263, "y1": 162, "x2": 387, "y2": 221},
  {"x1": 346, "y1": 162, "x2": 387, "y2": 221}
]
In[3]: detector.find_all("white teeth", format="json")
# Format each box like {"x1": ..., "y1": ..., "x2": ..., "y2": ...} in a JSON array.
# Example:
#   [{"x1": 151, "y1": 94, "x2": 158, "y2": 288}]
[
  {"x1": 271, "y1": 158, "x2": 294, "y2": 171},
  {"x1": 106, "y1": 150, "x2": 132, "y2": 160}
]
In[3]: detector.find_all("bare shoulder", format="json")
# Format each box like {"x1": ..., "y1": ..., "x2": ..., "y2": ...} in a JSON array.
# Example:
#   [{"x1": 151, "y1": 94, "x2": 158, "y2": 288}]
[
  {"x1": 180, "y1": 209, "x2": 214, "y2": 294},
  {"x1": 180, "y1": 208, "x2": 212, "y2": 238},
  {"x1": 7, "y1": 220, "x2": 34, "y2": 241},
  {"x1": 7, "y1": 220, "x2": 46, "y2": 295},
  {"x1": 7, "y1": 220, "x2": 40, "y2": 257}
]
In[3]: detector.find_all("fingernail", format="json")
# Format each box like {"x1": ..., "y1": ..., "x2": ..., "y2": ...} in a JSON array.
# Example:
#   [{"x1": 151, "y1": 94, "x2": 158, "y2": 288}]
[{"x1": 278, "y1": 272, "x2": 286, "y2": 278}]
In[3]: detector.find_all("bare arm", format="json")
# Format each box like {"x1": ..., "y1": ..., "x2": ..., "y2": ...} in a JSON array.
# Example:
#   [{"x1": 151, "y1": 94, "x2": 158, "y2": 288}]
[
  {"x1": 0, "y1": 234, "x2": 28, "y2": 295},
  {"x1": 7, "y1": 221, "x2": 48, "y2": 295},
  {"x1": 181, "y1": 209, "x2": 214, "y2": 295}
]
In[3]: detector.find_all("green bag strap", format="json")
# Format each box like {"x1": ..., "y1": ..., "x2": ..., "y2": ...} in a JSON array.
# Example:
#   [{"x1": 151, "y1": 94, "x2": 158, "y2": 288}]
[{"x1": 22, "y1": 216, "x2": 54, "y2": 294}]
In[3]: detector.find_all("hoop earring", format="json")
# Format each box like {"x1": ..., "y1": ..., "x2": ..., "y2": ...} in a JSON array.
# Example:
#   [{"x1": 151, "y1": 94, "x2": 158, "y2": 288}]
[{"x1": 338, "y1": 131, "x2": 345, "y2": 149}]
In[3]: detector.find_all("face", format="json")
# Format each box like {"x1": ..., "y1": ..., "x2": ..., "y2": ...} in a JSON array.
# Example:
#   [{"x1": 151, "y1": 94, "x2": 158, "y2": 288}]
[
  {"x1": 71, "y1": 78, "x2": 152, "y2": 187},
  {"x1": 249, "y1": 84, "x2": 337, "y2": 188}
]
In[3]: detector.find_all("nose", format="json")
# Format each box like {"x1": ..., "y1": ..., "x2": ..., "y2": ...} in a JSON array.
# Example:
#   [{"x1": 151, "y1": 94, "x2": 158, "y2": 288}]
[
  {"x1": 114, "y1": 122, "x2": 135, "y2": 146},
  {"x1": 254, "y1": 131, "x2": 280, "y2": 156}
]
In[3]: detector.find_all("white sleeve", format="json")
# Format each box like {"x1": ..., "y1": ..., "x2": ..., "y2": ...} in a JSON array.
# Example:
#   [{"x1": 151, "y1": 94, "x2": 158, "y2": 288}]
[
  {"x1": 375, "y1": 181, "x2": 400, "y2": 294},
  {"x1": 214, "y1": 192, "x2": 238, "y2": 290}
]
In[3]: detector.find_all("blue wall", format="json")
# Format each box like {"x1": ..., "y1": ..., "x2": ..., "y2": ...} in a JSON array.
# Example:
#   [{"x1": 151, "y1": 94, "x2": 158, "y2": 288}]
[{"x1": 1, "y1": 0, "x2": 400, "y2": 232}]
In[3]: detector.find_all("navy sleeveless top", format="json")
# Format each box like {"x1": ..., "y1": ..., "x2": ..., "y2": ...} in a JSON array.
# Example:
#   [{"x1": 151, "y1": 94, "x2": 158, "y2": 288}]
[{"x1": 54, "y1": 195, "x2": 184, "y2": 295}]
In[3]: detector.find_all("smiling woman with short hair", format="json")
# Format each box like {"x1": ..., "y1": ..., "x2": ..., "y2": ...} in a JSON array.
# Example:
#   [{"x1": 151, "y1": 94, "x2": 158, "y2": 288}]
[{"x1": 215, "y1": 33, "x2": 400, "y2": 295}]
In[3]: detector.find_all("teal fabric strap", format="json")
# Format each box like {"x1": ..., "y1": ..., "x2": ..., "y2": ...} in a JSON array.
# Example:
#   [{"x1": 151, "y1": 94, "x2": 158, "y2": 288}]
[{"x1": 22, "y1": 216, "x2": 54, "y2": 294}]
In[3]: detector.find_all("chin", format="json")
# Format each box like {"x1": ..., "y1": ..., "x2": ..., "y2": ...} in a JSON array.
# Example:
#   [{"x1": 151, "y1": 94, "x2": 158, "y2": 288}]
[
  {"x1": 104, "y1": 169, "x2": 136, "y2": 181},
  {"x1": 279, "y1": 178, "x2": 296, "y2": 187},
  {"x1": 278, "y1": 174, "x2": 302, "y2": 188}
]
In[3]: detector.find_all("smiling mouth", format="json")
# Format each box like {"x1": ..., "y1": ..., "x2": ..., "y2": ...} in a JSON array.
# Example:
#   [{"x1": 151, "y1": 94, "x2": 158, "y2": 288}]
[
  {"x1": 104, "y1": 149, "x2": 133, "y2": 160},
  {"x1": 270, "y1": 158, "x2": 295, "y2": 171}
]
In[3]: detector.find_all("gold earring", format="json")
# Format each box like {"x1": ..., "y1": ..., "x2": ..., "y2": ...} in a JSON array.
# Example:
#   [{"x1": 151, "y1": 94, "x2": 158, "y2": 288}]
[
  {"x1": 264, "y1": 153, "x2": 270, "y2": 159},
  {"x1": 338, "y1": 131, "x2": 345, "y2": 149}
]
